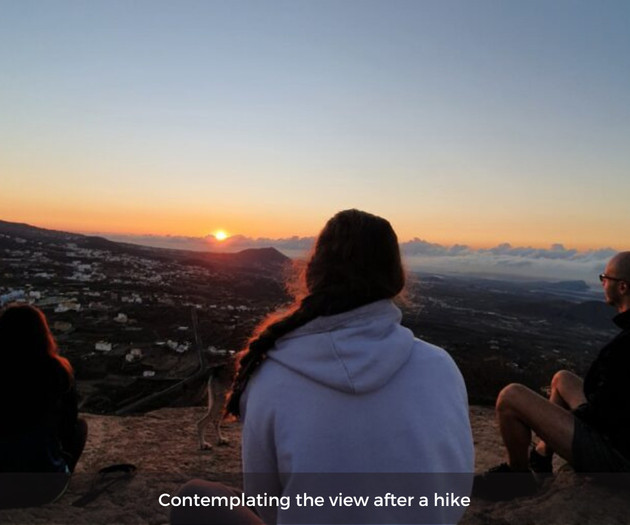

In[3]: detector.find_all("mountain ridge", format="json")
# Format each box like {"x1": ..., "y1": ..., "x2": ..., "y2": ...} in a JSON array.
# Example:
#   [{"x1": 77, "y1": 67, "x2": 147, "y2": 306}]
[{"x1": 0, "y1": 218, "x2": 291, "y2": 271}]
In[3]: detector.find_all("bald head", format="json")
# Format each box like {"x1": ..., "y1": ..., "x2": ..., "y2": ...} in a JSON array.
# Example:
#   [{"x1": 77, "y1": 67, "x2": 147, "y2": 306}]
[
  {"x1": 608, "y1": 251, "x2": 630, "y2": 281},
  {"x1": 603, "y1": 252, "x2": 630, "y2": 312}
]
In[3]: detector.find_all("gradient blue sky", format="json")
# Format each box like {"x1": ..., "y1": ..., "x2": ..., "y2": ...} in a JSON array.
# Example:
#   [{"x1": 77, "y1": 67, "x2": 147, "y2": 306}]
[{"x1": 1, "y1": 0, "x2": 629, "y2": 249}]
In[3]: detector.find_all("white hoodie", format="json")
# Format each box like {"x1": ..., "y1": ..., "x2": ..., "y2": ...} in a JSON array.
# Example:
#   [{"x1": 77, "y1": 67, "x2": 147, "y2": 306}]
[{"x1": 241, "y1": 299, "x2": 474, "y2": 524}]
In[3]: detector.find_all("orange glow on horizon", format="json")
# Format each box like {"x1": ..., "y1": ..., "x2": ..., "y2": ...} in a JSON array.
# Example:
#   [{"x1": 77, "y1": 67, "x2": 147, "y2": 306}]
[
  {"x1": 214, "y1": 230, "x2": 228, "y2": 241},
  {"x1": 0, "y1": 210, "x2": 622, "y2": 253}
]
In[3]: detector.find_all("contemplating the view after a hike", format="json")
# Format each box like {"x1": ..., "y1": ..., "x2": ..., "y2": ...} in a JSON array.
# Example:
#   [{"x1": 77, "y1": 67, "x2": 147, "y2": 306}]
[{"x1": 1, "y1": 1, "x2": 629, "y2": 524}]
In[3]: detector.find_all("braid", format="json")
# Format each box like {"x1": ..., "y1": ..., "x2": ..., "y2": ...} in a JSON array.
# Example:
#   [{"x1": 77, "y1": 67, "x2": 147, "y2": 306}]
[
  {"x1": 225, "y1": 295, "x2": 325, "y2": 417},
  {"x1": 225, "y1": 288, "x2": 396, "y2": 417},
  {"x1": 226, "y1": 209, "x2": 405, "y2": 418}
]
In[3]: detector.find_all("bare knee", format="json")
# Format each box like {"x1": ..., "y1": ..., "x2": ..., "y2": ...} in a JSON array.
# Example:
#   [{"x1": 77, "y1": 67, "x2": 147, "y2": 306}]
[
  {"x1": 550, "y1": 369, "x2": 585, "y2": 410},
  {"x1": 171, "y1": 480, "x2": 215, "y2": 525},
  {"x1": 551, "y1": 370, "x2": 573, "y2": 390},
  {"x1": 496, "y1": 383, "x2": 529, "y2": 413},
  {"x1": 177, "y1": 479, "x2": 205, "y2": 498}
]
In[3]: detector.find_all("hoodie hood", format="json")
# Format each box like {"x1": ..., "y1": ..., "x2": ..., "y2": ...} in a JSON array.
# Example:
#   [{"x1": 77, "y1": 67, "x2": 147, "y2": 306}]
[{"x1": 268, "y1": 300, "x2": 415, "y2": 394}]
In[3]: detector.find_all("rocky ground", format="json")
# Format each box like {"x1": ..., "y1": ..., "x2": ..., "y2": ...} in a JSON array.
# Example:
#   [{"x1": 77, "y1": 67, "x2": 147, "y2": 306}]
[{"x1": 1, "y1": 406, "x2": 629, "y2": 525}]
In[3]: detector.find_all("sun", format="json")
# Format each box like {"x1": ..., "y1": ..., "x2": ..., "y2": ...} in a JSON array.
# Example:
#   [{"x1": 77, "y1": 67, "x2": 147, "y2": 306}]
[{"x1": 214, "y1": 230, "x2": 228, "y2": 241}]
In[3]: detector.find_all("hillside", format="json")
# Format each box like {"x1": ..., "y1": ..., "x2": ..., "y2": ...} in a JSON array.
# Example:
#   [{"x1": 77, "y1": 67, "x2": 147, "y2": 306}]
[
  {"x1": 0, "y1": 218, "x2": 291, "y2": 414},
  {"x1": 0, "y1": 219, "x2": 291, "y2": 274}
]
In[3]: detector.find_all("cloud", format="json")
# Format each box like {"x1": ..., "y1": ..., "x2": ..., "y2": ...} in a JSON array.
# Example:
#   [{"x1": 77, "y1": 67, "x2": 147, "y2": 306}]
[
  {"x1": 203, "y1": 234, "x2": 314, "y2": 256},
  {"x1": 97, "y1": 232, "x2": 615, "y2": 285},
  {"x1": 402, "y1": 243, "x2": 616, "y2": 285},
  {"x1": 99, "y1": 232, "x2": 315, "y2": 258},
  {"x1": 103, "y1": 234, "x2": 207, "y2": 251},
  {"x1": 401, "y1": 238, "x2": 470, "y2": 256}
]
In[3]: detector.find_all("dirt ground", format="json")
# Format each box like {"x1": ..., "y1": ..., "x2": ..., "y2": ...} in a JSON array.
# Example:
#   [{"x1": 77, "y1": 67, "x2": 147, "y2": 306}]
[{"x1": 1, "y1": 406, "x2": 629, "y2": 525}]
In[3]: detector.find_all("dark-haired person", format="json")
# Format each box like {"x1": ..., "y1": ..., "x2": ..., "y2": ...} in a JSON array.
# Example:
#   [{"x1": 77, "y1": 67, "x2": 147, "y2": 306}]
[
  {"x1": 474, "y1": 251, "x2": 630, "y2": 500},
  {"x1": 0, "y1": 304, "x2": 87, "y2": 508},
  {"x1": 172, "y1": 209, "x2": 474, "y2": 525}
]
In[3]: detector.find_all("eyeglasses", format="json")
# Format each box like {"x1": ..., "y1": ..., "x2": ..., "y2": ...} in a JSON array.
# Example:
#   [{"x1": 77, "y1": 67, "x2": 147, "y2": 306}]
[{"x1": 599, "y1": 273, "x2": 626, "y2": 283}]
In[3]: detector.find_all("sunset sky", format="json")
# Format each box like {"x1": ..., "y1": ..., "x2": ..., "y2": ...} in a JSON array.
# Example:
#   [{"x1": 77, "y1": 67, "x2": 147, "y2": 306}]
[{"x1": 1, "y1": 1, "x2": 629, "y2": 252}]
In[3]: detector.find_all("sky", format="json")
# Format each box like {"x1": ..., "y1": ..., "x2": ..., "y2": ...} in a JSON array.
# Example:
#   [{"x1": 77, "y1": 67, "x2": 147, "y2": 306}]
[{"x1": 1, "y1": 1, "x2": 629, "y2": 280}]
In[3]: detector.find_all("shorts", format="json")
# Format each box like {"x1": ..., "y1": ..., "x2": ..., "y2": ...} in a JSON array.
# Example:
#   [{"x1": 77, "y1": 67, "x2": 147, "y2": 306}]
[{"x1": 572, "y1": 417, "x2": 630, "y2": 473}]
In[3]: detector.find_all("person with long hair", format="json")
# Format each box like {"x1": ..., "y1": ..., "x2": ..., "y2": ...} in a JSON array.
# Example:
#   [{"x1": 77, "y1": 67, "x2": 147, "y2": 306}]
[
  {"x1": 171, "y1": 209, "x2": 473, "y2": 525},
  {"x1": 0, "y1": 304, "x2": 87, "y2": 507}
]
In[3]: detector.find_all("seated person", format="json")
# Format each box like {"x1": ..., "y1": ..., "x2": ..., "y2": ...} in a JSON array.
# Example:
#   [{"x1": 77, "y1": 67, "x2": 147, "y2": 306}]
[
  {"x1": 474, "y1": 251, "x2": 630, "y2": 500},
  {"x1": 0, "y1": 304, "x2": 87, "y2": 508},
  {"x1": 172, "y1": 209, "x2": 474, "y2": 525}
]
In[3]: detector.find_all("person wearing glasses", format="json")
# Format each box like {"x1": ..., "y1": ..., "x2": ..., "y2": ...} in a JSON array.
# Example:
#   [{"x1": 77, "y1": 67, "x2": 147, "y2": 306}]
[{"x1": 474, "y1": 251, "x2": 630, "y2": 500}]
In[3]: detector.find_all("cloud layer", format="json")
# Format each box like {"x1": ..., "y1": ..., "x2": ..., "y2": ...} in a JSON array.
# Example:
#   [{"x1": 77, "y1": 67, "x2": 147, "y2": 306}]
[{"x1": 99, "y1": 232, "x2": 615, "y2": 286}]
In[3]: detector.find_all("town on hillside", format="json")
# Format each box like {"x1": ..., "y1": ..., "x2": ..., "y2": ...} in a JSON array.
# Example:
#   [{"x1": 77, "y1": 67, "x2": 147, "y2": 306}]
[{"x1": 0, "y1": 220, "x2": 617, "y2": 411}]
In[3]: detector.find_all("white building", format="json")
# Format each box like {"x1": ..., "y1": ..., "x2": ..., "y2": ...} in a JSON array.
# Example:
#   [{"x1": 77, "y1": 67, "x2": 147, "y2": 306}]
[
  {"x1": 55, "y1": 301, "x2": 81, "y2": 313},
  {"x1": 95, "y1": 341, "x2": 112, "y2": 352}
]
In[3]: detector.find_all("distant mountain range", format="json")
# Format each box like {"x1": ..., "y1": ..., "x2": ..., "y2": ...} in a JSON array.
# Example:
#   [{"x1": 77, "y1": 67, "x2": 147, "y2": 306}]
[{"x1": 0, "y1": 219, "x2": 291, "y2": 273}]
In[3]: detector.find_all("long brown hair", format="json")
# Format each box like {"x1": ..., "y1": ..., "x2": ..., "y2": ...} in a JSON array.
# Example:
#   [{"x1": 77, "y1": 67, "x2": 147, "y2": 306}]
[
  {"x1": 0, "y1": 304, "x2": 74, "y2": 398},
  {"x1": 226, "y1": 209, "x2": 405, "y2": 417}
]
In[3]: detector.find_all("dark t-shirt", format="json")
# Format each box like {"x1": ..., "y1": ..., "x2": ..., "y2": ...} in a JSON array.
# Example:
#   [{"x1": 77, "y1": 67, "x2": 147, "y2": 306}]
[{"x1": 573, "y1": 310, "x2": 630, "y2": 460}]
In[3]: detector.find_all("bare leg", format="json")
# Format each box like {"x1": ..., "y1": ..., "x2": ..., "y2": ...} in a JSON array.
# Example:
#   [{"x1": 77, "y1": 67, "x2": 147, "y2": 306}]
[
  {"x1": 535, "y1": 370, "x2": 585, "y2": 457},
  {"x1": 170, "y1": 480, "x2": 264, "y2": 525},
  {"x1": 496, "y1": 383, "x2": 576, "y2": 471}
]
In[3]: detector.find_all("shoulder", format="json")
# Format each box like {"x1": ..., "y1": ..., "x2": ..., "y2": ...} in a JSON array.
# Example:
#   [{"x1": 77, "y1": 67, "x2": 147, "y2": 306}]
[
  {"x1": 410, "y1": 337, "x2": 462, "y2": 374},
  {"x1": 241, "y1": 358, "x2": 290, "y2": 410},
  {"x1": 406, "y1": 337, "x2": 468, "y2": 398},
  {"x1": 597, "y1": 329, "x2": 630, "y2": 364}
]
